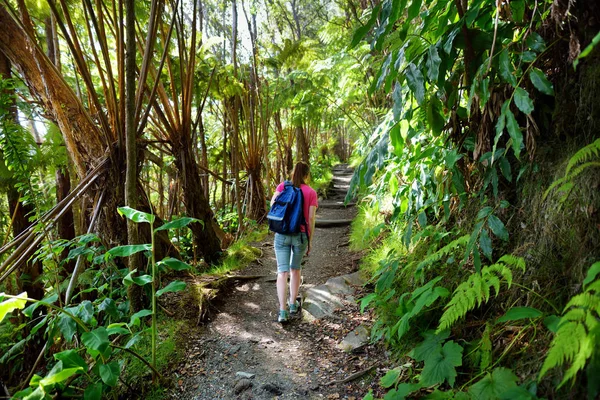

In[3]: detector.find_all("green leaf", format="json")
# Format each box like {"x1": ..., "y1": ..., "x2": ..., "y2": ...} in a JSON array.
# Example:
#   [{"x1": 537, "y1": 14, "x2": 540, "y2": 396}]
[
  {"x1": 426, "y1": 96, "x2": 445, "y2": 136},
  {"x1": 384, "y1": 383, "x2": 422, "y2": 399},
  {"x1": 123, "y1": 270, "x2": 152, "y2": 287},
  {"x1": 504, "y1": 107, "x2": 523, "y2": 160},
  {"x1": 350, "y1": 4, "x2": 381, "y2": 48},
  {"x1": 407, "y1": 0, "x2": 422, "y2": 20},
  {"x1": 411, "y1": 330, "x2": 450, "y2": 362},
  {"x1": 117, "y1": 206, "x2": 155, "y2": 224},
  {"x1": 499, "y1": 157, "x2": 512, "y2": 181},
  {"x1": 469, "y1": 368, "x2": 519, "y2": 400},
  {"x1": 497, "y1": 307, "x2": 543, "y2": 323},
  {"x1": 100, "y1": 361, "x2": 120, "y2": 387},
  {"x1": 81, "y1": 327, "x2": 110, "y2": 358},
  {"x1": 583, "y1": 261, "x2": 600, "y2": 288},
  {"x1": 57, "y1": 312, "x2": 77, "y2": 343},
  {"x1": 154, "y1": 217, "x2": 202, "y2": 232},
  {"x1": 23, "y1": 293, "x2": 58, "y2": 318},
  {"x1": 514, "y1": 88, "x2": 534, "y2": 115},
  {"x1": 39, "y1": 367, "x2": 83, "y2": 386},
  {"x1": 574, "y1": 31, "x2": 600, "y2": 68},
  {"x1": 529, "y1": 68, "x2": 554, "y2": 95},
  {"x1": 406, "y1": 63, "x2": 425, "y2": 105},
  {"x1": 108, "y1": 244, "x2": 151, "y2": 257},
  {"x1": 426, "y1": 45, "x2": 441, "y2": 82},
  {"x1": 84, "y1": 382, "x2": 103, "y2": 400},
  {"x1": 360, "y1": 293, "x2": 377, "y2": 313},
  {"x1": 510, "y1": 0, "x2": 525, "y2": 23},
  {"x1": 0, "y1": 292, "x2": 28, "y2": 323},
  {"x1": 98, "y1": 298, "x2": 119, "y2": 318},
  {"x1": 487, "y1": 215, "x2": 509, "y2": 241},
  {"x1": 498, "y1": 386, "x2": 538, "y2": 400},
  {"x1": 479, "y1": 229, "x2": 493, "y2": 261},
  {"x1": 420, "y1": 341, "x2": 463, "y2": 387},
  {"x1": 543, "y1": 315, "x2": 560, "y2": 333},
  {"x1": 158, "y1": 257, "x2": 192, "y2": 271},
  {"x1": 477, "y1": 206, "x2": 493, "y2": 220},
  {"x1": 380, "y1": 367, "x2": 402, "y2": 388},
  {"x1": 156, "y1": 281, "x2": 187, "y2": 297},
  {"x1": 129, "y1": 309, "x2": 152, "y2": 327},
  {"x1": 54, "y1": 350, "x2": 87, "y2": 370},
  {"x1": 499, "y1": 49, "x2": 517, "y2": 86}
]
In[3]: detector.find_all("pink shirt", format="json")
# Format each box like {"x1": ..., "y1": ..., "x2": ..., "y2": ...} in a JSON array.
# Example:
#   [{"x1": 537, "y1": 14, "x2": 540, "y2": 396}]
[{"x1": 276, "y1": 182, "x2": 318, "y2": 235}]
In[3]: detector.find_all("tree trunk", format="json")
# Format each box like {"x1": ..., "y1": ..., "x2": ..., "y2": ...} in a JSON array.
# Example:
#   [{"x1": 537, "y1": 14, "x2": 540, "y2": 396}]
[
  {"x1": 296, "y1": 122, "x2": 309, "y2": 163},
  {"x1": 124, "y1": 0, "x2": 144, "y2": 312},
  {"x1": 174, "y1": 140, "x2": 222, "y2": 264}
]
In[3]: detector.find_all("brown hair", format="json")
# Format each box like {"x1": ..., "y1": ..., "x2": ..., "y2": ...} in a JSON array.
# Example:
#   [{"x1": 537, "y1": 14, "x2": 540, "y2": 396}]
[{"x1": 291, "y1": 161, "x2": 310, "y2": 187}]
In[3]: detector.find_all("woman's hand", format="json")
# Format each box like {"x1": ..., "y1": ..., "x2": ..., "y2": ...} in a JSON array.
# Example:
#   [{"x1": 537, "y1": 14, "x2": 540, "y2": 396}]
[{"x1": 306, "y1": 241, "x2": 311, "y2": 256}]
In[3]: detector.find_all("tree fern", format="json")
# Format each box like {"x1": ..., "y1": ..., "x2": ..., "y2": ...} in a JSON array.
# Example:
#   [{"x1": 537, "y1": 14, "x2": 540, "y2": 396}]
[
  {"x1": 539, "y1": 262, "x2": 600, "y2": 387},
  {"x1": 436, "y1": 256, "x2": 525, "y2": 333}
]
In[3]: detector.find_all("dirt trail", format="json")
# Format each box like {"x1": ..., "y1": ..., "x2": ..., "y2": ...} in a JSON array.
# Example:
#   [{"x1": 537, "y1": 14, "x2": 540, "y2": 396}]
[{"x1": 170, "y1": 166, "x2": 386, "y2": 400}]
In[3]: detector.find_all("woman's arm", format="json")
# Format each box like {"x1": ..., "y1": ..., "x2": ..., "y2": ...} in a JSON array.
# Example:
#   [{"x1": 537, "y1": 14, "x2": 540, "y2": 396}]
[{"x1": 307, "y1": 205, "x2": 317, "y2": 255}]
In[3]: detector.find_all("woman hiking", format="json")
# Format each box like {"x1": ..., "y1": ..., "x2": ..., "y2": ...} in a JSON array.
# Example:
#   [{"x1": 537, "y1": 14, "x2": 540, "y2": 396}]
[{"x1": 270, "y1": 161, "x2": 318, "y2": 323}]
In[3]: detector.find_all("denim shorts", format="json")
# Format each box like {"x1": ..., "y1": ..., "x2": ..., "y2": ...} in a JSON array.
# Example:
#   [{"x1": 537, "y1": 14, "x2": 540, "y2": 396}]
[{"x1": 274, "y1": 232, "x2": 308, "y2": 273}]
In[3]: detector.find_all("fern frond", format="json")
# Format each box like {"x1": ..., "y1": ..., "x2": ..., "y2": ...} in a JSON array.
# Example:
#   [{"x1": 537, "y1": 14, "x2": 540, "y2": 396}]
[
  {"x1": 539, "y1": 321, "x2": 587, "y2": 380},
  {"x1": 565, "y1": 138, "x2": 600, "y2": 175},
  {"x1": 417, "y1": 235, "x2": 470, "y2": 272},
  {"x1": 540, "y1": 261, "x2": 600, "y2": 386},
  {"x1": 565, "y1": 293, "x2": 600, "y2": 312},
  {"x1": 498, "y1": 255, "x2": 526, "y2": 272},
  {"x1": 436, "y1": 263, "x2": 516, "y2": 333}
]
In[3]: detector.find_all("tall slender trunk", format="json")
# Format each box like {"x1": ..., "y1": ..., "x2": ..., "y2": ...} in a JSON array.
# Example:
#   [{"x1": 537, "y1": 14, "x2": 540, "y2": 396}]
[
  {"x1": 296, "y1": 121, "x2": 309, "y2": 163},
  {"x1": 231, "y1": 0, "x2": 243, "y2": 233},
  {"x1": 125, "y1": 0, "x2": 143, "y2": 312}
]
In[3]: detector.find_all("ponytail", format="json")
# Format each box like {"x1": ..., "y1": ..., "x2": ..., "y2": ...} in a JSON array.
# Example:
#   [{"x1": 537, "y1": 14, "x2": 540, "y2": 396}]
[{"x1": 291, "y1": 161, "x2": 310, "y2": 187}]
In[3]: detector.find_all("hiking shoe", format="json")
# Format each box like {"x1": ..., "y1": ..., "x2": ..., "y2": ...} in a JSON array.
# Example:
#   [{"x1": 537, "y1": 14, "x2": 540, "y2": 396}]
[
  {"x1": 278, "y1": 310, "x2": 289, "y2": 323},
  {"x1": 289, "y1": 300, "x2": 300, "y2": 315}
]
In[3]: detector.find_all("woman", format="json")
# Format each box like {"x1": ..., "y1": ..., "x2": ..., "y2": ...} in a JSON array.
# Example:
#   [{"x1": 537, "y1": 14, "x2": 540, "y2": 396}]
[{"x1": 270, "y1": 161, "x2": 318, "y2": 323}]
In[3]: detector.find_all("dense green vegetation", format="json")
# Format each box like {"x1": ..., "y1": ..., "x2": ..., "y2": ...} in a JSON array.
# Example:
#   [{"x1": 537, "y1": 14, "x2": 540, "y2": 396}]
[{"x1": 0, "y1": 0, "x2": 598, "y2": 399}]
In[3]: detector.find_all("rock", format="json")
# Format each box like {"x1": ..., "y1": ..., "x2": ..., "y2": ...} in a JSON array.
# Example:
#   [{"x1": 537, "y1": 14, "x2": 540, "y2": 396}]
[
  {"x1": 234, "y1": 378, "x2": 253, "y2": 395},
  {"x1": 303, "y1": 284, "x2": 345, "y2": 319},
  {"x1": 261, "y1": 383, "x2": 283, "y2": 395},
  {"x1": 236, "y1": 371, "x2": 255, "y2": 379},
  {"x1": 338, "y1": 325, "x2": 370, "y2": 352},
  {"x1": 228, "y1": 344, "x2": 241, "y2": 354},
  {"x1": 325, "y1": 276, "x2": 354, "y2": 295}
]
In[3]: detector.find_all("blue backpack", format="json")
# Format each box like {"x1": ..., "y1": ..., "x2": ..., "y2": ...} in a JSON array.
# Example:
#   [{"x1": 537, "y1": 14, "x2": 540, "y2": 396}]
[{"x1": 267, "y1": 181, "x2": 306, "y2": 236}]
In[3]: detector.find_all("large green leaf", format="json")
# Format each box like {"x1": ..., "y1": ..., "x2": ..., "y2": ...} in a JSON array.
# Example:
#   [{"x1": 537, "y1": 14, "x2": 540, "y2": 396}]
[
  {"x1": 514, "y1": 88, "x2": 534, "y2": 115},
  {"x1": 84, "y1": 382, "x2": 103, "y2": 400},
  {"x1": 154, "y1": 217, "x2": 202, "y2": 232},
  {"x1": 479, "y1": 229, "x2": 493, "y2": 261},
  {"x1": 117, "y1": 206, "x2": 155, "y2": 224},
  {"x1": 23, "y1": 293, "x2": 58, "y2": 317},
  {"x1": 384, "y1": 383, "x2": 422, "y2": 399},
  {"x1": 574, "y1": 31, "x2": 600, "y2": 68},
  {"x1": 57, "y1": 312, "x2": 77, "y2": 343},
  {"x1": 108, "y1": 244, "x2": 151, "y2": 258},
  {"x1": 529, "y1": 68, "x2": 554, "y2": 95},
  {"x1": 129, "y1": 309, "x2": 152, "y2": 327},
  {"x1": 426, "y1": 96, "x2": 445, "y2": 136},
  {"x1": 497, "y1": 307, "x2": 543, "y2": 323},
  {"x1": 407, "y1": 0, "x2": 422, "y2": 20},
  {"x1": 411, "y1": 330, "x2": 450, "y2": 362},
  {"x1": 100, "y1": 361, "x2": 120, "y2": 387},
  {"x1": 158, "y1": 257, "x2": 192, "y2": 271},
  {"x1": 39, "y1": 367, "x2": 83, "y2": 386},
  {"x1": 81, "y1": 327, "x2": 110, "y2": 358},
  {"x1": 426, "y1": 45, "x2": 441, "y2": 82},
  {"x1": 406, "y1": 63, "x2": 425, "y2": 105},
  {"x1": 54, "y1": 350, "x2": 87, "y2": 370},
  {"x1": 583, "y1": 261, "x2": 600, "y2": 288},
  {"x1": 487, "y1": 215, "x2": 509, "y2": 241},
  {"x1": 350, "y1": 4, "x2": 381, "y2": 48},
  {"x1": 420, "y1": 341, "x2": 463, "y2": 387},
  {"x1": 499, "y1": 49, "x2": 517, "y2": 87},
  {"x1": 504, "y1": 107, "x2": 523, "y2": 160},
  {"x1": 380, "y1": 367, "x2": 402, "y2": 388},
  {"x1": 156, "y1": 281, "x2": 187, "y2": 297},
  {"x1": 0, "y1": 292, "x2": 28, "y2": 323},
  {"x1": 469, "y1": 368, "x2": 518, "y2": 400},
  {"x1": 123, "y1": 269, "x2": 153, "y2": 287}
]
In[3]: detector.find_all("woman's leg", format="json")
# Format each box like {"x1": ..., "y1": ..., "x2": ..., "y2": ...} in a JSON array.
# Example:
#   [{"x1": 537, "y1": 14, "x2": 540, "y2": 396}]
[
  {"x1": 277, "y1": 271, "x2": 290, "y2": 311},
  {"x1": 274, "y1": 233, "x2": 292, "y2": 313},
  {"x1": 289, "y1": 233, "x2": 309, "y2": 306}
]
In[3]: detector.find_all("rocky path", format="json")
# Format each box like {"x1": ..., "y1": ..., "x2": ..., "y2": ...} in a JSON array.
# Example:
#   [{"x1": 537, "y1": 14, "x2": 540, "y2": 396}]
[{"x1": 170, "y1": 165, "x2": 387, "y2": 400}]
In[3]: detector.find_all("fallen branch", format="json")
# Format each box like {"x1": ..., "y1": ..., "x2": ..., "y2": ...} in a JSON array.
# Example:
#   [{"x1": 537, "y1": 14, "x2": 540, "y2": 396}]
[{"x1": 326, "y1": 362, "x2": 380, "y2": 386}]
